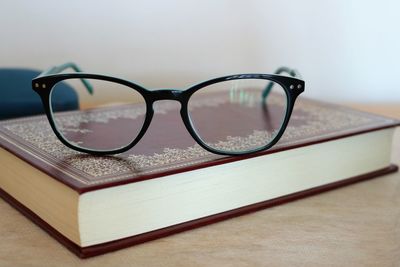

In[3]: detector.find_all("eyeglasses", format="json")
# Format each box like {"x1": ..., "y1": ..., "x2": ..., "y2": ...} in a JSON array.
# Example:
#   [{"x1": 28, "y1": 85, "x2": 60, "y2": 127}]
[{"x1": 32, "y1": 62, "x2": 304, "y2": 156}]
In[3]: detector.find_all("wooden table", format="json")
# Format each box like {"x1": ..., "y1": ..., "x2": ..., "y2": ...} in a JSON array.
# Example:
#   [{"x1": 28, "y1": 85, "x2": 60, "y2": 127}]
[{"x1": 1, "y1": 104, "x2": 399, "y2": 267}]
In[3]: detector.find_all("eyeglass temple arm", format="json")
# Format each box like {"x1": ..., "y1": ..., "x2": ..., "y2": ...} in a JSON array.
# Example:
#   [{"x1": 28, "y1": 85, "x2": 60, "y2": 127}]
[
  {"x1": 261, "y1": 66, "x2": 302, "y2": 100},
  {"x1": 40, "y1": 62, "x2": 94, "y2": 95}
]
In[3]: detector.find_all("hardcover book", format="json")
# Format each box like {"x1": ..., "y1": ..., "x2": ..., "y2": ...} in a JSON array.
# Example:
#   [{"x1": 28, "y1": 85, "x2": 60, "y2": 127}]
[{"x1": 0, "y1": 93, "x2": 399, "y2": 258}]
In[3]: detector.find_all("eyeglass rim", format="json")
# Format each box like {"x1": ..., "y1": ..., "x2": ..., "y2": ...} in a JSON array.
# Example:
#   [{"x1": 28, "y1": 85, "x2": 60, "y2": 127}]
[{"x1": 32, "y1": 72, "x2": 304, "y2": 156}]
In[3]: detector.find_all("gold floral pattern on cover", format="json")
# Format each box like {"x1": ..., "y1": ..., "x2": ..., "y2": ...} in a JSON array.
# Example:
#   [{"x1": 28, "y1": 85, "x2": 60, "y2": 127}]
[{"x1": 0, "y1": 95, "x2": 393, "y2": 185}]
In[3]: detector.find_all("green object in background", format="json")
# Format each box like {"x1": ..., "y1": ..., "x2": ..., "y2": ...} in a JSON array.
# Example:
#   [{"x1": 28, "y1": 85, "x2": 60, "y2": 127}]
[
  {"x1": 262, "y1": 66, "x2": 302, "y2": 101},
  {"x1": 44, "y1": 62, "x2": 94, "y2": 95}
]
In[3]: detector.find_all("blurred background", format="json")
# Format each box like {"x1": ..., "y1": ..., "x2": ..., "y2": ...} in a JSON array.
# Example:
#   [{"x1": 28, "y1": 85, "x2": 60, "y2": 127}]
[{"x1": 1, "y1": 0, "x2": 399, "y2": 103}]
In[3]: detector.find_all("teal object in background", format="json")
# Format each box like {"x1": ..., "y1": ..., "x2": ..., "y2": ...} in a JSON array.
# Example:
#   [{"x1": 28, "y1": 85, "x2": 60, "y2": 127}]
[{"x1": 0, "y1": 68, "x2": 78, "y2": 120}]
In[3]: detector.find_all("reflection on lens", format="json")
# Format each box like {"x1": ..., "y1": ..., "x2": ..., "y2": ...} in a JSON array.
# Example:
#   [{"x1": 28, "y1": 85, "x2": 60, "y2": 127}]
[
  {"x1": 188, "y1": 79, "x2": 288, "y2": 153},
  {"x1": 50, "y1": 78, "x2": 146, "y2": 151}
]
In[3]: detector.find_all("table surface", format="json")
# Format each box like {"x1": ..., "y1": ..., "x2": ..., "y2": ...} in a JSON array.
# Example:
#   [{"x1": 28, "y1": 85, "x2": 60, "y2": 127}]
[{"x1": 1, "y1": 104, "x2": 399, "y2": 267}]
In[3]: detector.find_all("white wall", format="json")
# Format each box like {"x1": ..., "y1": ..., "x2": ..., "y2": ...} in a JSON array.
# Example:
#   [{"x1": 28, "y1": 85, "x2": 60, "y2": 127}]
[{"x1": 1, "y1": 0, "x2": 399, "y2": 102}]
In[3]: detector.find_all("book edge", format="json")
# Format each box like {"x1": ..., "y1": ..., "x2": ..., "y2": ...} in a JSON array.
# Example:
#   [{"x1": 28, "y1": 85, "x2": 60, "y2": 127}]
[
  {"x1": 1, "y1": 121, "x2": 399, "y2": 194},
  {"x1": 0, "y1": 164, "x2": 397, "y2": 258}
]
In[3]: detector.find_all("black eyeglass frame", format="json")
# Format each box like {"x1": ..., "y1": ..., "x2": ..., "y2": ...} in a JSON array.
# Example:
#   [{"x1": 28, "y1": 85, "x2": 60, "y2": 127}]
[{"x1": 32, "y1": 64, "x2": 305, "y2": 156}]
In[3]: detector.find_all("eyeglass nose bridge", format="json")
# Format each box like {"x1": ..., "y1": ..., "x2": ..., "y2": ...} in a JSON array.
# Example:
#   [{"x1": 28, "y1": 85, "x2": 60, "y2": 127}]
[{"x1": 151, "y1": 89, "x2": 184, "y2": 102}]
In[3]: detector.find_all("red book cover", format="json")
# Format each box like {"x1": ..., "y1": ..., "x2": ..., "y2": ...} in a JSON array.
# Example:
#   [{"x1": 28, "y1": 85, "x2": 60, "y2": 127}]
[{"x1": 0, "y1": 93, "x2": 399, "y2": 257}]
